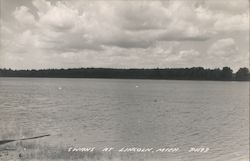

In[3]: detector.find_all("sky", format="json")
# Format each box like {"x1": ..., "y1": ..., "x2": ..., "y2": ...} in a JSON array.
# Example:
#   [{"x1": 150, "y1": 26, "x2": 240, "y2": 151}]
[{"x1": 0, "y1": 0, "x2": 249, "y2": 71}]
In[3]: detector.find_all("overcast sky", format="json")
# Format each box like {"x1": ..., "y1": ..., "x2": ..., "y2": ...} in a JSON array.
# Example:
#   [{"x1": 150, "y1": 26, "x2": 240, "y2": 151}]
[{"x1": 0, "y1": 0, "x2": 249, "y2": 71}]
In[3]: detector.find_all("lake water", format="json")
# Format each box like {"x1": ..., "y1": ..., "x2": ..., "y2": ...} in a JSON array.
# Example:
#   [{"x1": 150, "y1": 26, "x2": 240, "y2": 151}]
[{"x1": 0, "y1": 78, "x2": 249, "y2": 161}]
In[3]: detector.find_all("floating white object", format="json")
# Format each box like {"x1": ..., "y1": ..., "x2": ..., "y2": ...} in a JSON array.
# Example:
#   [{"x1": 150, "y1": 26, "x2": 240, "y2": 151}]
[{"x1": 135, "y1": 85, "x2": 139, "y2": 88}]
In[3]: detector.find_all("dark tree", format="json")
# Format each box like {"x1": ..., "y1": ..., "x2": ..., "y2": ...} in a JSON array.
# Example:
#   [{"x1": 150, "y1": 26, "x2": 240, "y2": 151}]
[
  {"x1": 0, "y1": 67, "x2": 248, "y2": 81},
  {"x1": 221, "y1": 67, "x2": 233, "y2": 80},
  {"x1": 235, "y1": 68, "x2": 249, "y2": 81}
]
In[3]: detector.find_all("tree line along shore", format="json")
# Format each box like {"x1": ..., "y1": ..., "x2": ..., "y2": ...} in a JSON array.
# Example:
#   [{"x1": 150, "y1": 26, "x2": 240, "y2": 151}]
[{"x1": 0, "y1": 67, "x2": 249, "y2": 81}]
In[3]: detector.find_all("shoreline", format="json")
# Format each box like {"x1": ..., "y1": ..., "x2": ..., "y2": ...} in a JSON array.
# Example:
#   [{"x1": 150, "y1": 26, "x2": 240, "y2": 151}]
[
  {"x1": 0, "y1": 76, "x2": 249, "y2": 82},
  {"x1": 1, "y1": 67, "x2": 249, "y2": 81}
]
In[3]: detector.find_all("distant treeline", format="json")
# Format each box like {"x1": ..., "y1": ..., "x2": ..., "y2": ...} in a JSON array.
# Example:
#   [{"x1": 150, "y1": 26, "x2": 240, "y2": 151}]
[{"x1": 0, "y1": 67, "x2": 249, "y2": 81}]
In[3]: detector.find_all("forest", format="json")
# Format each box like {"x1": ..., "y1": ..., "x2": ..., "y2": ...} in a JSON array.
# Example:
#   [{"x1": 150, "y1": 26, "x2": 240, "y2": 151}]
[{"x1": 0, "y1": 67, "x2": 249, "y2": 81}]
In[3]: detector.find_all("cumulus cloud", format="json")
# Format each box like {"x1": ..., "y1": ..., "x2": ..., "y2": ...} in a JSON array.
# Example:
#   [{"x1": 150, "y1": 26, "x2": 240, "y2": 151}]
[
  {"x1": 13, "y1": 6, "x2": 36, "y2": 26},
  {"x1": 11, "y1": 0, "x2": 215, "y2": 51},
  {"x1": 208, "y1": 38, "x2": 238, "y2": 56},
  {"x1": 204, "y1": 0, "x2": 249, "y2": 14},
  {"x1": 0, "y1": 0, "x2": 249, "y2": 70},
  {"x1": 214, "y1": 14, "x2": 249, "y2": 32},
  {"x1": 180, "y1": 49, "x2": 200, "y2": 58},
  {"x1": 205, "y1": 38, "x2": 248, "y2": 69},
  {"x1": 36, "y1": 1, "x2": 79, "y2": 32}
]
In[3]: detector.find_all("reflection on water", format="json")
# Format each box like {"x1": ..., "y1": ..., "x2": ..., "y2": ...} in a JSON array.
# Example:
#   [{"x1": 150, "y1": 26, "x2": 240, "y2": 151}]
[{"x1": 0, "y1": 78, "x2": 249, "y2": 161}]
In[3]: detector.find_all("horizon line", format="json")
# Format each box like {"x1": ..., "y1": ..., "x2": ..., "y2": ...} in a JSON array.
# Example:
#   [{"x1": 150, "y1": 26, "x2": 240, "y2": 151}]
[{"x1": 0, "y1": 66, "x2": 249, "y2": 71}]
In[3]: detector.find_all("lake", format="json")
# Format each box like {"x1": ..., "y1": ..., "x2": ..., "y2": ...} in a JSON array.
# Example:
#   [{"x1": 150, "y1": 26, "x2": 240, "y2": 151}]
[{"x1": 0, "y1": 78, "x2": 249, "y2": 161}]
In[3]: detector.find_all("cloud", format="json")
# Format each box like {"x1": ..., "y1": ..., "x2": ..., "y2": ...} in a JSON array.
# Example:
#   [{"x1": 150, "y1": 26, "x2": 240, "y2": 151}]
[
  {"x1": 32, "y1": 0, "x2": 51, "y2": 13},
  {"x1": 13, "y1": 0, "x2": 215, "y2": 51},
  {"x1": 36, "y1": 1, "x2": 79, "y2": 32},
  {"x1": 13, "y1": 6, "x2": 36, "y2": 26},
  {"x1": 0, "y1": 0, "x2": 249, "y2": 70},
  {"x1": 208, "y1": 38, "x2": 238, "y2": 56},
  {"x1": 204, "y1": 38, "x2": 247, "y2": 70},
  {"x1": 214, "y1": 14, "x2": 249, "y2": 32},
  {"x1": 179, "y1": 49, "x2": 200, "y2": 58},
  {"x1": 204, "y1": 0, "x2": 249, "y2": 14},
  {"x1": 9, "y1": 0, "x2": 249, "y2": 51}
]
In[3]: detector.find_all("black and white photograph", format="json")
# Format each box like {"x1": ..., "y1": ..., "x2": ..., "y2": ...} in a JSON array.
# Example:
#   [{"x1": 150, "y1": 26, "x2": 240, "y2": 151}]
[{"x1": 0, "y1": 0, "x2": 249, "y2": 161}]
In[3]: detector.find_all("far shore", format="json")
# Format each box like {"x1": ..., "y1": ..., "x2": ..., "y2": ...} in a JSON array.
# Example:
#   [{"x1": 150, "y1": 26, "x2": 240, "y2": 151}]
[{"x1": 0, "y1": 67, "x2": 249, "y2": 81}]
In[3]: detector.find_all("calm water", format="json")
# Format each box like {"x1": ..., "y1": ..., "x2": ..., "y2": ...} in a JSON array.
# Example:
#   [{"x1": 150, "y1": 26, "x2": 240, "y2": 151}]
[{"x1": 0, "y1": 78, "x2": 249, "y2": 161}]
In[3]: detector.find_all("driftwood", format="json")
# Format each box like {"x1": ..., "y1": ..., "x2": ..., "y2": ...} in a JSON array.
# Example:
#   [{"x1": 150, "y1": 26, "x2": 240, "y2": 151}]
[{"x1": 0, "y1": 134, "x2": 50, "y2": 145}]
